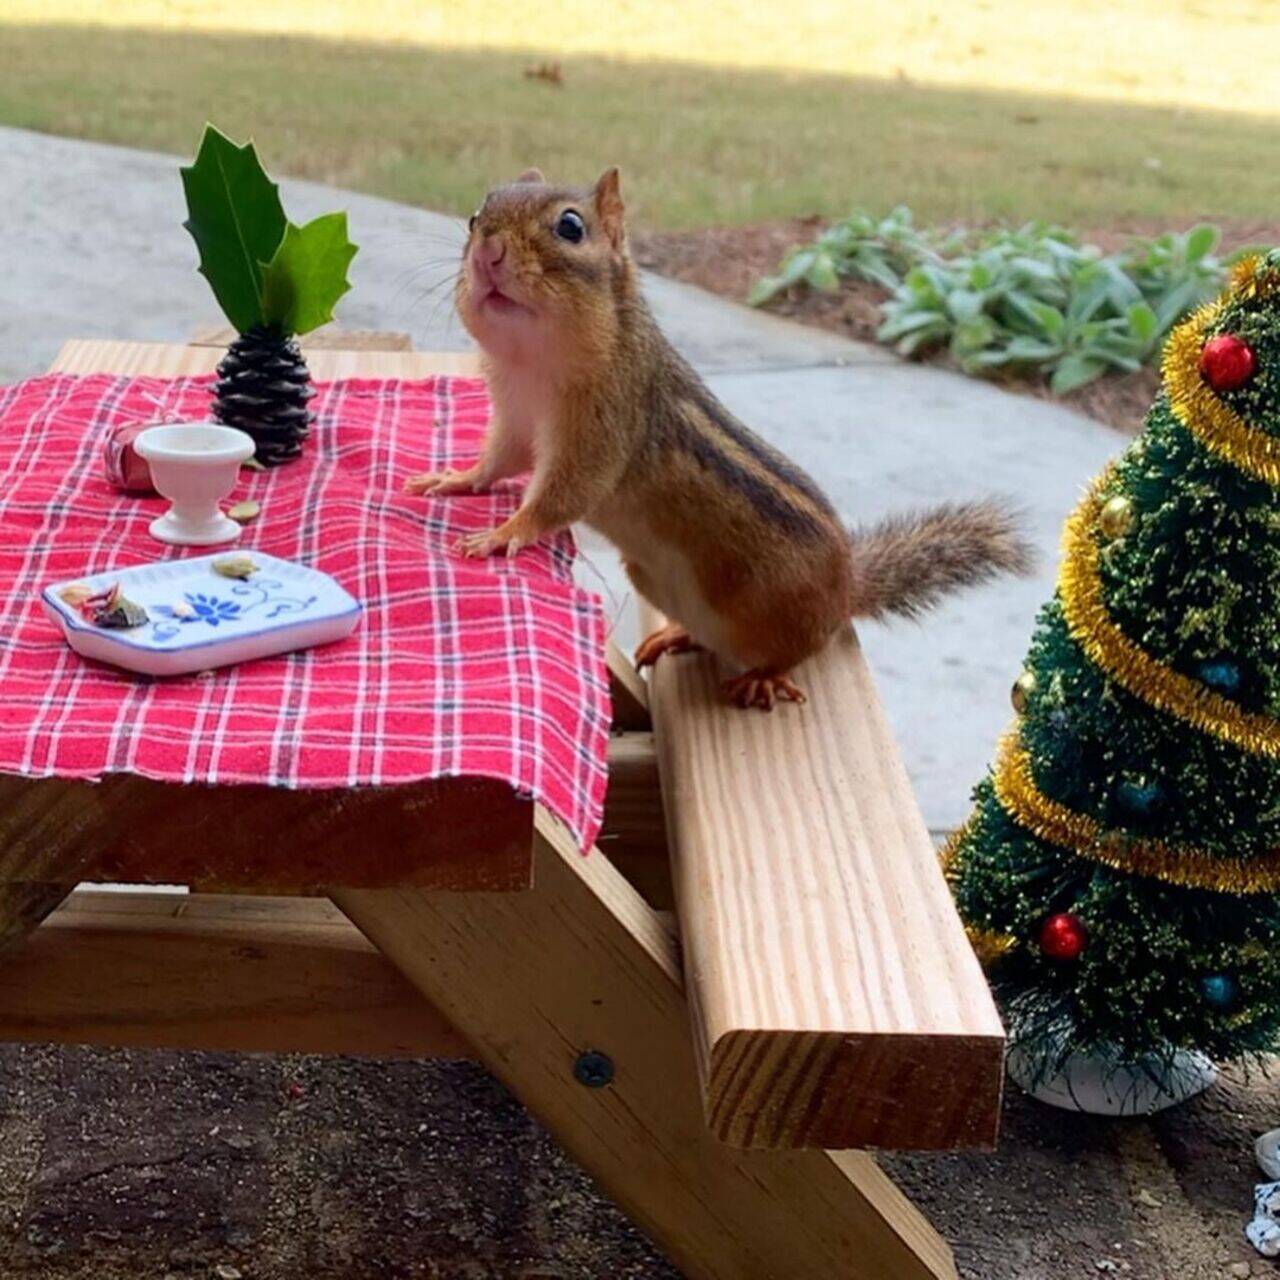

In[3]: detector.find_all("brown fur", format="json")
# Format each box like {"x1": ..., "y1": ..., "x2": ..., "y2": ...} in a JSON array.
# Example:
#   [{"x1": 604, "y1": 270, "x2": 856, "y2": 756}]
[
  {"x1": 404, "y1": 168, "x2": 1033, "y2": 706},
  {"x1": 849, "y1": 501, "x2": 1035, "y2": 622}
]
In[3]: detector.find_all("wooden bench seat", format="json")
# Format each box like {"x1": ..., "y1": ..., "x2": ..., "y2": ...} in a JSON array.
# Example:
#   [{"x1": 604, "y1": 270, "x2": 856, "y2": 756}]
[{"x1": 644, "y1": 615, "x2": 1004, "y2": 1150}]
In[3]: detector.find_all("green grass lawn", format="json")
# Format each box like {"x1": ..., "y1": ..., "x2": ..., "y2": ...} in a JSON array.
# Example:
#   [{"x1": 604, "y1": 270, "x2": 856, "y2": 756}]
[
  {"x1": 3, "y1": 22, "x2": 1279, "y2": 231},
  {"x1": 11, "y1": 0, "x2": 1280, "y2": 118}
]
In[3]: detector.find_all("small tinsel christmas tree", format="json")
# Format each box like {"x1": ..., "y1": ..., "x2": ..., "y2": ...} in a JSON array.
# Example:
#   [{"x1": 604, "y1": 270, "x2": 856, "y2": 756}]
[
  {"x1": 181, "y1": 125, "x2": 358, "y2": 466},
  {"x1": 946, "y1": 252, "x2": 1280, "y2": 1104}
]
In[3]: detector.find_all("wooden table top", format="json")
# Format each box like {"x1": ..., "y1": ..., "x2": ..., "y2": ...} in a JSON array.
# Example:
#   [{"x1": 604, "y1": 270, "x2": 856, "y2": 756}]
[{"x1": 0, "y1": 337, "x2": 534, "y2": 895}]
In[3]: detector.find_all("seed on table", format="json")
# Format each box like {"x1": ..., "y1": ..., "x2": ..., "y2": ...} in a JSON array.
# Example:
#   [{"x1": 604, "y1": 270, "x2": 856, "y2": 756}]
[{"x1": 228, "y1": 500, "x2": 260, "y2": 524}]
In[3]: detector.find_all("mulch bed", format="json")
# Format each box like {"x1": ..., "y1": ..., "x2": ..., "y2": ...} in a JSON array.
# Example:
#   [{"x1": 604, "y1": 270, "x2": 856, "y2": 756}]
[{"x1": 632, "y1": 218, "x2": 1280, "y2": 436}]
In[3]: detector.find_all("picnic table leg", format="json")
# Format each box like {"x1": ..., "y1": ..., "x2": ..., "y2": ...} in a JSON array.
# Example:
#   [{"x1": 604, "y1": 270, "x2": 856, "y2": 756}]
[
  {"x1": 0, "y1": 779, "x2": 118, "y2": 954},
  {"x1": 333, "y1": 812, "x2": 957, "y2": 1280},
  {"x1": 0, "y1": 885, "x2": 76, "y2": 953}
]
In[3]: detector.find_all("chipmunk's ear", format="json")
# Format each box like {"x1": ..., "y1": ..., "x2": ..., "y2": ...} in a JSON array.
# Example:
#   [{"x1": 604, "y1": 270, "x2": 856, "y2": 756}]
[
  {"x1": 516, "y1": 168, "x2": 545, "y2": 184},
  {"x1": 593, "y1": 167, "x2": 625, "y2": 250}
]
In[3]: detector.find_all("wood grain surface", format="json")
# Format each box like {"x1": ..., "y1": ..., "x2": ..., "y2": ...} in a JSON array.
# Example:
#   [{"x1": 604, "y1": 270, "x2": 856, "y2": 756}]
[
  {"x1": 0, "y1": 890, "x2": 468, "y2": 1057},
  {"x1": 606, "y1": 639, "x2": 652, "y2": 731},
  {"x1": 188, "y1": 324, "x2": 415, "y2": 352},
  {"x1": 645, "y1": 610, "x2": 1005, "y2": 1150},
  {"x1": 51, "y1": 338, "x2": 482, "y2": 380},
  {"x1": 334, "y1": 811, "x2": 958, "y2": 1280},
  {"x1": 598, "y1": 732, "x2": 671, "y2": 908},
  {"x1": 0, "y1": 771, "x2": 533, "y2": 893}
]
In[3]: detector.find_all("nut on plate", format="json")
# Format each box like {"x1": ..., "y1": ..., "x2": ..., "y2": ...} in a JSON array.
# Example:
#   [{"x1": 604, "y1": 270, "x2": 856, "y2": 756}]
[{"x1": 212, "y1": 554, "x2": 257, "y2": 580}]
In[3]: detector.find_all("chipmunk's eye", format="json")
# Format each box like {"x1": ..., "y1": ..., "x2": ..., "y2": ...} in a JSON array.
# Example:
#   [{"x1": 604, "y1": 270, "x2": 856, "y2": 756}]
[
  {"x1": 554, "y1": 210, "x2": 585, "y2": 243},
  {"x1": 468, "y1": 210, "x2": 479, "y2": 233}
]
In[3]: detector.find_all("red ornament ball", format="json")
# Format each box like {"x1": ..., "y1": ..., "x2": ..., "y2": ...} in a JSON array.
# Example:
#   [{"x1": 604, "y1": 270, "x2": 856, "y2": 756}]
[
  {"x1": 1039, "y1": 912, "x2": 1087, "y2": 961},
  {"x1": 1199, "y1": 333, "x2": 1256, "y2": 392}
]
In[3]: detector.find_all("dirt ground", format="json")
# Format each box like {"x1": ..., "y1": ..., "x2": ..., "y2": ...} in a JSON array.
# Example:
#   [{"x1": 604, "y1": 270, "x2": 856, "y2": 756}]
[
  {"x1": 0, "y1": 1042, "x2": 1274, "y2": 1279},
  {"x1": 632, "y1": 218, "x2": 1280, "y2": 437}
]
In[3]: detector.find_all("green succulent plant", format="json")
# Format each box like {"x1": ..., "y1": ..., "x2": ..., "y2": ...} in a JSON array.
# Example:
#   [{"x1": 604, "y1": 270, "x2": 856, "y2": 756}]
[{"x1": 752, "y1": 208, "x2": 1230, "y2": 394}]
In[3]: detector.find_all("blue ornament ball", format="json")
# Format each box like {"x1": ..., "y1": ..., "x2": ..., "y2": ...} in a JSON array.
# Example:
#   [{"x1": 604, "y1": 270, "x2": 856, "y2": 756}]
[
  {"x1": 1198, "y1": 658, "x2": 1241, "y2": 694},
  {"x1": 1200, "y1": 973, "x2": 1239, "y2": 1010},
  {"x1": 1116, "y1": 776, "x2": 1163, "y2": 815}
]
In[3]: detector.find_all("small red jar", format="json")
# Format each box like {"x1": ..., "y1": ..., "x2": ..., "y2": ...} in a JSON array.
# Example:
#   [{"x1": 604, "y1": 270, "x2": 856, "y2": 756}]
[{"x1": 103, "y1": 421, "x2": 158, "y2": 494}]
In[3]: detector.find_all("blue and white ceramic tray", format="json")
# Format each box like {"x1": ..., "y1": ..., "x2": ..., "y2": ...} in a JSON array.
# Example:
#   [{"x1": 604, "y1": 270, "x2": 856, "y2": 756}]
[{"x1": 43, "y1": 552, "x2": 361, "y2": 677}]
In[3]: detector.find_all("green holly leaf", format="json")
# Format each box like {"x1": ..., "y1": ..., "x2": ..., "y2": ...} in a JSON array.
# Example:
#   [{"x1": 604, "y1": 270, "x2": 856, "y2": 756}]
[
  {"x1": 259, "y1": 213, "x2": 358, "y2": 337},
  {"x1": 180, "y1": 124, "x2": 287, "y2": 333}
]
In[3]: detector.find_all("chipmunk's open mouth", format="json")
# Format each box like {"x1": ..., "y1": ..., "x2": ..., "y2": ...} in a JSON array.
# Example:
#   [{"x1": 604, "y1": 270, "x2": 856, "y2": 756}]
[{"x1": 477, "y1": 282, "x2": 533, "y2": 318}]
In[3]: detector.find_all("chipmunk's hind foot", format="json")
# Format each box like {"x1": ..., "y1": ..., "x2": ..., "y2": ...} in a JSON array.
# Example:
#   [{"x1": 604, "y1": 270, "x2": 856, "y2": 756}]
[
  {"x1": 720, "y1": 669, "x2": 807, "y2": 712},
  {"x1": 635, "y1": 623, "x2": 704, "y2": 669}
]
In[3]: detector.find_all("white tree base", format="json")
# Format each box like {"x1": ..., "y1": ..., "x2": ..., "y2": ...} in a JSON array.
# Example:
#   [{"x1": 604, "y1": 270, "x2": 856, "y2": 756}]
[
  {"x1": 1257, "y1": 1129, "x2": 1280, "y2": 1180},
  {"x1": 1248, "y1": 1182, "x2": 1280, "y2": 1257},
  {"x1": 1007, "y1": 1043, "x2": 1217, "y2": 1115}
]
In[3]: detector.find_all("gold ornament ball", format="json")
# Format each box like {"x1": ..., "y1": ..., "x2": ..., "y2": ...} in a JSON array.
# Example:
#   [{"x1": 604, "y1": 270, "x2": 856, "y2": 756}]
[
  {"x1": 1011, "y1": 670, "x2": 1037, "y2": 714},
  {"x1": 1099, "y1": 495, "x2": 1135, "y2": 539}
]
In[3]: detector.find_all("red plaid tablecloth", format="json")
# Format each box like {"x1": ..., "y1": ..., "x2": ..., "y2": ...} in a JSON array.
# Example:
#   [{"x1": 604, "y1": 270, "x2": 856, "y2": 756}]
[{"x1": 0, "y1": 373, "x2": 610, "y2": 850}]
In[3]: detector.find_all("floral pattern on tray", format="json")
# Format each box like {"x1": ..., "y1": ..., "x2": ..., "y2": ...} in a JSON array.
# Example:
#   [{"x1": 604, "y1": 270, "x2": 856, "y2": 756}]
[{"x1": 151, "y1": 579, "x2": 319, "y2": 642}]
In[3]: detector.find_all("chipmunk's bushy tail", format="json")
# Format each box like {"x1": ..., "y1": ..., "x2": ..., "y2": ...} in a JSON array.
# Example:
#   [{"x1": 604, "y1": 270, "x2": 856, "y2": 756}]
[{"x1": 848, "y1": 500, "x2": 1034, "y2": 622}]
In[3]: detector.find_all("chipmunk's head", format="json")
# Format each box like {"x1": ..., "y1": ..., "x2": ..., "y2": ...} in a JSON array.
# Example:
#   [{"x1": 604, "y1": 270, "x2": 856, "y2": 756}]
[{"x1": 457, "y1": 168, "x2": 632, "y2": 361}]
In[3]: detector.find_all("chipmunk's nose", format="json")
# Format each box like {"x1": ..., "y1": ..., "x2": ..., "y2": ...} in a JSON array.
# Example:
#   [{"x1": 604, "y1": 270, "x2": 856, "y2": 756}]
[{"x1": 478, "y1": 234, "x2": 506, "y2": 270}]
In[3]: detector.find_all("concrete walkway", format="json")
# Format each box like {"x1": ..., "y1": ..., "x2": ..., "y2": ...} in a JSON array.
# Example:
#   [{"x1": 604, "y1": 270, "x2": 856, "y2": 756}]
[{"x1": 1, "y1": 125, "x2": 1124, "y2": 832}]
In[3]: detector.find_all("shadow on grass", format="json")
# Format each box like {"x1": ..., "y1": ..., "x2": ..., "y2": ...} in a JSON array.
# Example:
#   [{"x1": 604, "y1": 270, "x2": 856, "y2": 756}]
[{"x1": 1, "y1": 25, "x2": 1278, "y2": 229}]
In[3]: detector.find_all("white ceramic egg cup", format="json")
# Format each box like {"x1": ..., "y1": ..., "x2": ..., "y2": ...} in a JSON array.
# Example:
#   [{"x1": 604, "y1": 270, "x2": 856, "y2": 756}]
[{"x1": 133, "y1": 422, "x2": 255, "y2": 546}]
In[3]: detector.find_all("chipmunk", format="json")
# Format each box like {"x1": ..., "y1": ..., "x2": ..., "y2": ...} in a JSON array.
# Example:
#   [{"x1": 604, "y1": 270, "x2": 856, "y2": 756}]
[{"x1": 405, "y1": 168, "x2": 1032, "y2": 709}]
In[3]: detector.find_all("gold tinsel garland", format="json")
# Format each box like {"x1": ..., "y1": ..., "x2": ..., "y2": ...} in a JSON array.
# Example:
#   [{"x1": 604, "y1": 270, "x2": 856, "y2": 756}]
[
  {"x1": 1058, "y1": 475, "x2": 1280, "y2": 758},
  {"x1": 993, "y1": 731, "x2": 1280, "y2": 893},
  {"x1": 1229, "y1": 253, "x2": 1280, "y2": 302},
  {"x1": 1163, "y1": 291, "x2": 1280, "y2": 486},
  {"x1": 939, "y1": 821, "x2": 1018, "y2": 963}
]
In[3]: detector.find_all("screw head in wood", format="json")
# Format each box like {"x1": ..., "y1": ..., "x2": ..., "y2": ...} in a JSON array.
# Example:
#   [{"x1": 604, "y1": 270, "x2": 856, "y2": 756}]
[{"x1": 573, "y1": 1049, "x2": 614, "y2": 1088}]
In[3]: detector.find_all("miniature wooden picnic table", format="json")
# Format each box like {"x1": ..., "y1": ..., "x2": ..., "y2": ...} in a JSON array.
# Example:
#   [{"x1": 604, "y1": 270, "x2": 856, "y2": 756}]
[{"x1": 0, "y1": 334, "x2": 1005, "y2": 1280}]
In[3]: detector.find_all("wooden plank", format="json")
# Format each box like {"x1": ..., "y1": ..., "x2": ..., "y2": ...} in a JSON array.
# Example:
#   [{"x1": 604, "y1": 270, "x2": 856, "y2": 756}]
[
  {"x1": 646, "y1": 612, "x2": 1005, "y2": 1150},
  {"x1": 0, "y1": 891, "x2": 468, "y2": 1057},
  {"x1": 333, "y1": 811, "x2": 957, "y2": 1280},
  {"x1": 606, "y1": 640, "x2": 651, "y2": 731},
  {"x1": 0, "y1": 772, "x2": 532, "y2": 893},
  {"x1": 0, "y1": 885, "x2": 75, "y2": 955},
  {"x1": 0, "y1": 774, "x2": 119, "y2": 951},
  {"x1": 599, "y1": 732, "x2": 671, "y2": 908},
  {"x1": 50, "y1": 338, "x2": 482, "y2": 380},
  {"x1": 0, "y1": 731, "x2": 661, "y2": 897},
  {"x1": 189, "y1": 324, "x2": 414, "y2": 352}
]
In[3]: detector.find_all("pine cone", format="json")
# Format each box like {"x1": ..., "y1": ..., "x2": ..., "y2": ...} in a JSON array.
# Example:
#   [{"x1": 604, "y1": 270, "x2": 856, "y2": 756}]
[{"x1": 213, "y1": 326, "x2": 316, "y2": 466}]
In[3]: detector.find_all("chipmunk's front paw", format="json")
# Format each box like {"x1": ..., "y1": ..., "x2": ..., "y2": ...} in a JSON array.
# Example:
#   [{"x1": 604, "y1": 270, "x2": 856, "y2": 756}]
[
  {"x1": 404, "y1": 468, "x2": 479, "y2": 496},
  {"x1": 454, "y1": 528, "x2": 504, "y2": 558},
  {"x1": 453, "y1": 524, "x2": 531, "y2": 559}
]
